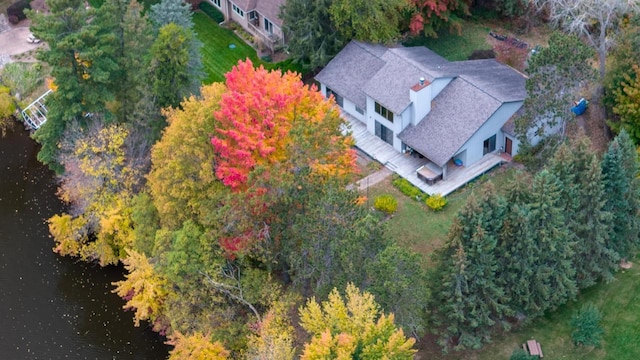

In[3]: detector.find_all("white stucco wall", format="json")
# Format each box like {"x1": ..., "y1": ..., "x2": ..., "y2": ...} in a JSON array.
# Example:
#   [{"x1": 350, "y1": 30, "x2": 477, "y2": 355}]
[
  {"x1": 320, "y1": 84, "x2": 365, "y2": 122},
  {"x1": 456, "y1": 101, "x2": 523, "y2": 166},
  {"x1": 366, "y1": 97, "x2": 403, "y2": 152}
]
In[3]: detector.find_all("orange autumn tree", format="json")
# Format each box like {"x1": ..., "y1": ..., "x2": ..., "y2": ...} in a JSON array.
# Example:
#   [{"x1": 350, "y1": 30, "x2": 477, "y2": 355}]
[
  {"x1": 211, "y1": 59, "x2": 356, "y2": 191},
  {"x1": 211, "y1": 59, "x2": 357, "y2": 256}
]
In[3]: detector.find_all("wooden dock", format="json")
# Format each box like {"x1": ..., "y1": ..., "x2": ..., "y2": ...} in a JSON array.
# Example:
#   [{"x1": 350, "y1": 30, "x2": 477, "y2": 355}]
[{"x1": 343, "y1": 112, "x2": 505, "y2": 196}]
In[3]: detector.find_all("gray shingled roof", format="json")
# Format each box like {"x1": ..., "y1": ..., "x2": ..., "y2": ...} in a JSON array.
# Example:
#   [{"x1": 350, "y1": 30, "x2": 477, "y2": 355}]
[
  {"x1": 398, "y1": 78, "x2": 502, "y2": 167},
  {"x1": 439, "y1": 59, "x2": 527, "y2": 102},
  {"x1": 255, "y1": 0, "x2": 285, "y2": 27},
  {"x1": 232, "y1": 0, "x2": 256, "y2": 11},
  {"x1": 315, "y1": 41, "x2": 387, "y2": 110}
]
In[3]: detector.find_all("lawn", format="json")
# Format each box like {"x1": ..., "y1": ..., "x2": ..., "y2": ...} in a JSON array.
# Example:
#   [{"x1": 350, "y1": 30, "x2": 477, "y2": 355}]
[
  {"x1": 365, "y1": 166, "x2": 516, "y2": 261},
  {"x1": 403, "y1": 20, "x2": 493, "y2": 61},
  {"x1": 470, "y1": 264, "x2": 640, "y2": 360}
]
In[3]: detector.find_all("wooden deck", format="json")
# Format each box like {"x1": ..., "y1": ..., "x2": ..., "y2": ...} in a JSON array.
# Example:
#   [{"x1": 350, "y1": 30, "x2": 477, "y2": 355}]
[{"x1": 343, "y1": 112, "x2": 506, "y2": 196}]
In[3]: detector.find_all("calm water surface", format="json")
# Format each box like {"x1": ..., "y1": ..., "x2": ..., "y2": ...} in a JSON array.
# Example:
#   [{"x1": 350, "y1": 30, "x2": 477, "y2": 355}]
[{"x1": 0, "y1": 127, "x2": 169, "y2": 359}]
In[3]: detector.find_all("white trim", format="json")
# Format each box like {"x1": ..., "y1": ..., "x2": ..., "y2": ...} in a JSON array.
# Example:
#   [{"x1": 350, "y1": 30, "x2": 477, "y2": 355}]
[{"x1": 231, "y1": 2, "x2": 244, "y2": 17}]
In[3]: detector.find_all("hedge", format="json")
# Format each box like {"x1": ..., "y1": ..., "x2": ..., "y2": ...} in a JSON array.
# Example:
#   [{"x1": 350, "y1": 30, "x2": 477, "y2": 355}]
[{"x1": 199, "y1": 1, "x2": 224, "y2": 23}]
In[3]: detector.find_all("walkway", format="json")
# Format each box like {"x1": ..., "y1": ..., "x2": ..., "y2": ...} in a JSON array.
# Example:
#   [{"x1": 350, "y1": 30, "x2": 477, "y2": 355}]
[{"x1": 343, "y1": 112, "x2": 505, "y2": 196}]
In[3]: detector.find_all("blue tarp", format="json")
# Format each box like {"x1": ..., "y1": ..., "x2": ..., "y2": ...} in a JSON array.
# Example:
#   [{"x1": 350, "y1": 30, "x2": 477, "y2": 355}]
[{"x1": 571, "y1": 98, "x2": 588, "y2": 115}]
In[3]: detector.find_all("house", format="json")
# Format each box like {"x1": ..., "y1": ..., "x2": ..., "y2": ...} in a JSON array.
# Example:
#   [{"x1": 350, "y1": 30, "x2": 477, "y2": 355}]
[
  {"x1": 207, "y1": 0, "x2": 285, "y2": 53},
  {"x1": 315, "y1": 41, "x2": 527, "y2": 190}
]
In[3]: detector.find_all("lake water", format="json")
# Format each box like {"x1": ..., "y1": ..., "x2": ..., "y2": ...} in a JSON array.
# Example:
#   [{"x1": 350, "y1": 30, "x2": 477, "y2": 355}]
[{"x1": 0, "y1": 127, "x2": 169, "y2": 359}]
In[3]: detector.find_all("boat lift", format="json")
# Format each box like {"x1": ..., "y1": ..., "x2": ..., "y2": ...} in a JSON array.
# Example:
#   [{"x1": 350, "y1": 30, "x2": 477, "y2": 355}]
[{"x1": 21, "y1": 89, "x2": 52, "y2": 130}]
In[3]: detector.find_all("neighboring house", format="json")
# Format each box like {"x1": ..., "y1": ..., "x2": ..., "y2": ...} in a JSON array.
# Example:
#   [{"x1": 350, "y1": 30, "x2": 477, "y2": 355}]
[
  {"x1": 207, "y1": 0, "x2": 285, "y2": 52},
  {"x1": 316, "y1": 41, "x2": 527, "y2": 185}
]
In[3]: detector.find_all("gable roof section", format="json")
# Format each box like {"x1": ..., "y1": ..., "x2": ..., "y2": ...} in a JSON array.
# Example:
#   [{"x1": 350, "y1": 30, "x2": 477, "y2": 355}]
[
  {"x1": 255, "y1": 0, "x2": 285, "y2": 27},
  {"x1": 363, "y1": 51, "x2": 429, "y2": 114},
  {"x1": 398, "y1": 78, "x2": 502, "y2": 167},
  {"x1": 441, "y1": 59, "x2": 527, "y2": 102},
  {"x1": 315, "y1": 41, "x2": 387, "y2": 110},
  {"x1": 232, "y1": 0, "x2": 256, "y2": 11}
]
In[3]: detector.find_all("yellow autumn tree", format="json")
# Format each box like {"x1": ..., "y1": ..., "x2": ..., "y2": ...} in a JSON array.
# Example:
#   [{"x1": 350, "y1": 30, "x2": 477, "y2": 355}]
[
  {"x1": 112, "y1": 250, "x2": 169, "y2": 331},
  {"x1": 299, "y1": 283, "x2": 416, "y2": 360},
  {"x1": 147, "y1": 83, "x2": 227, "y2": 229},
  {"x1": 167, "y1": 332, "x2": 229, "y2": 360}
]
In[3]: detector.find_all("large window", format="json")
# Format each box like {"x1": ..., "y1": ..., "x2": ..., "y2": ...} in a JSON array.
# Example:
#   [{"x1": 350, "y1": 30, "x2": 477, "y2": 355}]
[
  {"x1": 374, "y1": 102, "x2": 393, "y2": 122},
  {"x1": 375, "y1": 121, "x2": 394, "y2": 146},
  {"x1": 232, "y1": 3, "x2": 244, "y2": 17},
  {"x1": 483, "y1": 134, "x2": 496, "y2": 155},
  {"x1": 326, "y1": 88, "x2": 343, "y2": 108},
  {"x1": 264, "y1": 18, "x2": 273, "y2": 34},
  {"x1": 211, "y1": 0, "x2": 220, "y2": 7}
]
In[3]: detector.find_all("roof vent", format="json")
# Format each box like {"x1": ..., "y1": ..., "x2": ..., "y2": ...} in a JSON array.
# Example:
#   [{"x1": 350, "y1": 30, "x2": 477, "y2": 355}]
[{"x1": 419, "y1": 77, "x2": 425, "y2": 86}]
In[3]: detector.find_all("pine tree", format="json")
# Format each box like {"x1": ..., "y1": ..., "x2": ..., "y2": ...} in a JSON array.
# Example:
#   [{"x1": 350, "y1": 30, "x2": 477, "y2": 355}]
[
  {"x1": 548, "y1": 136, "x2": 617, "y2": 288},
  {"x1": 435, "y1": 184, "x2": 511, "y2": 351},
  {"x1": 601, "y1": 130, "x2": 640, "y2": 260},
  {"x1": 526, "y1": 169, "x2": 577, "y2": 316}
]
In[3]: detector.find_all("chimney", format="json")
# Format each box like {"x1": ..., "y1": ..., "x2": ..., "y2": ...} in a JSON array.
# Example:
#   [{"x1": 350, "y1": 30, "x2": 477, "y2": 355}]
[{"x1": 410, "y1": 77, "x2": 432, "y2": 126}]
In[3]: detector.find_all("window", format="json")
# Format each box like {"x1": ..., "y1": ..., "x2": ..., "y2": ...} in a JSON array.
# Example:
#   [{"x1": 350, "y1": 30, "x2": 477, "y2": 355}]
[
  {"x1": 248, "y1": 11, "x2": 257, "y2": 20},
  {"x1": 355, "y1": 106, "x2": 364, "y2": 115},
  {"x1": 483, "y1": 134, "x2": 496, "y2": 155},
  {"x1": 326, "y1": 88, "x2": 343, "y2": 107},
  {"x1": 211, "y1": 0, "x2": 220, "y2": 7},
  {"x1": 232, "y1": 3, "x2": 244, "y2": 17},
  {"x1": 374, "y1": 102, "x2": 393, "y2": 122},
  {"x1": 264, "y1": 18, "x2": 273, "y2": 34},
  {"x1": 375, "y1": 121, "x2": 394, "y2": 146}
]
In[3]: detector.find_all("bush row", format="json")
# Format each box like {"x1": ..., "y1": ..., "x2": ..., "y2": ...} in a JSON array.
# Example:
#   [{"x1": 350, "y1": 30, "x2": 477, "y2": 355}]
[{"x1": 198, "y1": 1, "x2": 224, "y2": 23}]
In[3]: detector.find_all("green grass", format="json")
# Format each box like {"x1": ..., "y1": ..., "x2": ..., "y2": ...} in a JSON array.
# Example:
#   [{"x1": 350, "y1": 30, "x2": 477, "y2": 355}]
[
  {"x1": 471, "y1": 264, "x2": 640, "y2": 360},
  {"x1": 403, "y1": 21, "x2": 493, "y2": 61},
  {"x1": 193, "y1": 11, "x2": 262, "y2": 84},
  {"x1": 365, "y1": 166, "x2": 515, "y2": 260}
]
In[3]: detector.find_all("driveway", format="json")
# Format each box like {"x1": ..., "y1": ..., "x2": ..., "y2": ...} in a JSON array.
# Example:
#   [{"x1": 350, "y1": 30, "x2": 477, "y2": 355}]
[{"x1": 0, "y1": 15, "x2": 43, "y2": 67}]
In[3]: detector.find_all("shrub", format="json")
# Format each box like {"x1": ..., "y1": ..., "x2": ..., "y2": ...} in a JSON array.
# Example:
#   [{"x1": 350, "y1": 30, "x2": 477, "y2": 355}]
[
  {"x1": 198, "y1": 1, "x2": 224, "y2": 23},
  {"x1": 1, "y1": 62, "x2": 46, "y2": 97},
  {"x1": 6, "y1": 0, "x2": 31, "y2": 24},
  {"x1": 426, "y1": 193, "x2": 447, "y2": 211},
  {"x1": 374, "y1": 194, "x2": 398, "y2": 215},
  {"x1": 509, "y1": 349, "x2": 536, "y2": 360},
  {"x1": 0, "y1": 87, "x2": 16, "y2": 135},
  {"x1": 571, "y1": 303, "x2": 604, "y2": 347},
  {"x1": 392, "y1": 177, "x2": 426, "y2": 201}
]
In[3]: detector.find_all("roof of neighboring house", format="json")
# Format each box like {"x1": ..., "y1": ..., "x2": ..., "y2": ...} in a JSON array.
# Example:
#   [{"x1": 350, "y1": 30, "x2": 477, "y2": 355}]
[
  {"x1": 315, "y1": 41, "x2": 387, "y2": 110},
  {"x1": 255, "y1": 0, "x2": 285, "y2": 27},
  {"x1": 231, "y1": 0, "x2": 256, "y2": 11},
  {"x1": 398, "y1": 78, "x2": 503, "y2": 167}
]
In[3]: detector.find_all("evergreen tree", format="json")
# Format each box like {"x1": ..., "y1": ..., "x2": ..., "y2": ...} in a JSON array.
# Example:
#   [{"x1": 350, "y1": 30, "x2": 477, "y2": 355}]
[
  {"x1": 280, "y1": 0, "x2": 345, "y2": 70},
  {"x1": 601, "y1": 130, "x2": 640, "y2": 260},
  {"x1": 435, "y1": 184, "x2": 511, "y2": 351},
  {"x1": 548, "y1": 136, "x2": 617, "y2": 288},
  {"x1": 149, "y1": 23, "x2": 194, "y2": 109},
  {"x1": 28, "y1": 0, "x2": 118, "y2": 170},
  {"x1": 526, "y1": 169, "x2": 577, "y2": 316},
  {"x1": 149, "y1": 0, "x2": 203, "y2": 95}
]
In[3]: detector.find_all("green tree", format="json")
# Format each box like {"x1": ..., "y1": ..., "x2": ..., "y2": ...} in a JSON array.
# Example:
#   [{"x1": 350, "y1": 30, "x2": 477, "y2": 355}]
[
  {"x1": 280, "y1": 0, "x2": 345, "y2": 69},
  {"x1": 515, "y1": 32, "x2": 595, "y2": 167},
  {"x1": 149, "y1": 23, "x2": 194, "y2": 109},
  {"x1": 526, "y1": 169, "x2": 577, "y2": 315},
  {"x1": 299, "y1": 283, "x2": 417, "y2": 359},
  {"x1": 329, "y1": 0, "x2": 407, "y2": 43},
  {"x1": 365, "y1": 244, "x2": 429, "y2": 338},
  {"x1": 613, "y1": 65, "x2": 640, "y2": 143},
  {"x1": 571, "y1": 303, "x2": 604, "y2": 347},
  {"x1": 149, "y1": 0, "x2": 203, "y2": 96},
  {"x1": 547, "y1": 136, "x2": 617, "y2": 288},
  {"x1": 434, "y1": 184, "x2": 511, "y2": 351},
  {"x1": 601, "y1": 130, "x2": 640, "y2": 261},
  {"x1": 28, "y1": 0, "x2": 119, "y2": 170}
]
